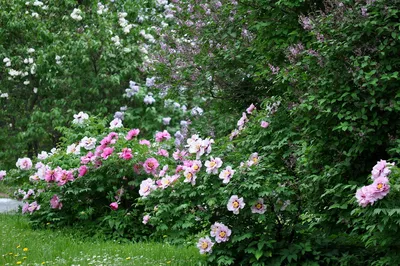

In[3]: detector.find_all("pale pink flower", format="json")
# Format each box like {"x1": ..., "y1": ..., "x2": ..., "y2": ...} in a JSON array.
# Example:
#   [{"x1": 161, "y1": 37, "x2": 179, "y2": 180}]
[
  {"x1": 237, "y1": 112, "x2": 248, "y2": 130},
  {"x1": 155, "y1": 130, "x2": 171, "y2": 142},
  {"x1": 210, "y1": 222, "x2": 223, "y2": 237},
  {"x1": 246, "y1": 103, "x2": 256, "y2": 114},
  {"x1": 101, "y1": 147, "x2": 114, "y2": 160},
  {"x1": 139, "y1": 139, "x2": 151, "y2": 147},
  {"x1": 159, "y1": 165, "x2": 169, "y2": 177},
  {"x1": 371, "y1": 160, "x2": 394, "y2": 180},
  {"x1": 110, "y1": 202, "x2": 118, "y2": 210},
  {"x1": 197, "y1": 236, "x2": 214, "y2": 254},
  {"x1": 16, "y1": 157, "x2": 33, "y2": 170},
  {"x1": 81, "y1": 152, "x2": 94, "y2": 164},
  {"x1": 143, "y1": 158, "x2": 159, "y2": 174},
  {"x1": 159, "y1": 175, "x2": 173, "y2": 189},
  {"x1": 100, "y1": 132, "x2": 118, "y2": 146},
  {"x1": 139, "y1": 178, "x2": 156, "y2": 197},
  {"x1": 251, "y1": 198, "x2": 266, "y2": 214},
  {"x1": 183, "y1": 168, "x2": 197, "y2": 185},
  {"x1": 356, "y1": 185, "x2": 375, "y2": 207},
  {"x1": 214, "y1": 223, "x2": 231, "y2": 243},
  {"x1": 79, "y1": 137, "x2": 96, "y2": 150},
  {"x1": 261, "y1": 121, "x2": 269, "y2": 128},
  {"x1": 142, "y1": 214, "x2": 151, "y2": 224},
  {"x1": 125, "y1": 129, "x2": 140, "y2": 140},
  {"x1": 157, "y1": 149, "x2": 169, "y2": 157},
  {"x1": 371, "y1": 176, "x2": 390, "y2": 200},
  {"x1": 219, "y1": 166, "x2": 235, "y2": 184},
  {"x1": 22, "y1": 202, "x2": 30, "y2": 214},
  {"x1": 66, "y1": 143, "x2": 81, "y2": 155},
  {"x1": 50, "y1": 195, "x2": 63, "y2": 209},
  {"x1": 202, "y1": 138, "x2": 214, "y2": 155},
  {"x1": 175, "y1": 165, "x2": 184, "y2": 173},
  {"x1": 247, "y1": 153, "x2": 259, "y2": 166},
  {"x1": 229, "y1": 129, "x2": 240, "y2": 140},
  {"x1": 0, "y1": 170, "x2": 6, "y2": 180},
  {"x1": 119, "y1": 148, "x2": 133, "y2": 160},
  {"x1": 78, "y1": 165, "x2": 88, "y2": 177},
  {"x1": 227, "y1": 195, "x2": 245, "y2": 214},
  {"x1": 205, "y1": 157, "x2": 223, "y2": 174},
  {"x1": 191, "y1": 160, "x2": 202, "y2": 173},
  {"x1": 173, "y1": 149, "x2": 188, "y2": 161},
  {"x1": 22, "y1": 189, "x2": 35, "y2": 200},
  {"x1": 27, "y1": 201, "x2": 40, "y2": 214},
  {"x1": 109, "y1": 118, "x2": 123, "y2": 129}
]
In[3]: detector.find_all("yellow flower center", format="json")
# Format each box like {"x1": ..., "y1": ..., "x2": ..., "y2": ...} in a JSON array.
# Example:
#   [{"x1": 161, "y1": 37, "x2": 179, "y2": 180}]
[
  {"x1": 186, "y1": 173, "x2": 193, "y2": 180},
  {"x1": 256, "y1": 203, "x2": 262, "y2": 210},
  {"x1": 377, "y1": 183, "x2": 383, "y2": 189},
  {"x1": 148, "y1": 162, "x2": 154, "y2": 168},
  {"x1": 252, "y1": 157, "x2": 258, "y2": 163},
  {"x1": 219, "y1": 231, "x2": 226, "y2": 238},
  {"x1": 233, "y1": 201, "x2": 239, "y2": 208},
  {"x1": 193, "y1": 165, "x2": 199, "y2": 170},
  {"x1": 209, "y1": 161, "x2": 216, "y2": 167},
  {"x1": 201, "y1": 242, "x2": 208, "y2": 249}
]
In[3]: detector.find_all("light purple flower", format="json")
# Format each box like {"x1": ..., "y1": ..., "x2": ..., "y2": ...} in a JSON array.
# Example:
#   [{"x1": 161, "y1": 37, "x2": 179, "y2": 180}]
[
  {"x1": 205, "y1": 157, "x2": 223, "y2": 174},
  {"x1": 214, "y1": 223, "x2": 231, "y2": 243},
  {"x1": 16, "y1": 157, "x2": 33, "y2": 170},
  {"x1": 227, "y1": 195, "x2": 245, "y2": 214},
  {"x1": 219, "y1": 166, "x2": 234, "y2": 184},
  {"x1": 197, "y1": 236, "x2": 214, "y2": 254},
  {"x1": 251, "y1": 199, "x2": 266, "y2": 214}
]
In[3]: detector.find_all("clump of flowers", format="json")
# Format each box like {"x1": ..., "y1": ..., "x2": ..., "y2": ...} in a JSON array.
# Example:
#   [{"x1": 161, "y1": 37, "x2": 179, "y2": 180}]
[{"x1": 355, "y1": 160, "x2": 394, "y2": 207}]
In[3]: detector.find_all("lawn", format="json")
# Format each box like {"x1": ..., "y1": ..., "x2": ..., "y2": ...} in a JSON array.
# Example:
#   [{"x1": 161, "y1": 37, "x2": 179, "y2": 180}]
[{"x1": 0, "y1": 214, "x2": 206, "y2": 266}]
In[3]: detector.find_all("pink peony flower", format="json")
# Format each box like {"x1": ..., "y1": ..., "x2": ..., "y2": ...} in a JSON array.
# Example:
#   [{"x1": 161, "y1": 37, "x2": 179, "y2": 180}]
[
  {"x1": 0, "y1": 170, "x2": 6, "y2": 180},
  {"x1": 44, "y1": 169, "x2": 57, "y2": 183},
  {"x1": 16, "y1": 157, "x2": 33, "y2": 170},
  {"x1": 142, "y1": 214, "x2": 151, "y2": 224},
  {"x1": 183, "y1": 168, "x2": 197, "y2": 185},
  {"x1": 246, "y1": 103, "x2": 256, "y2": 114},
  {"x1": 139, "y1": 178, "x2": 156, "y2": 197},
  {"x1": 143, "y1": 158, "x2": 159, "y2": 174},
  {"x1": 119, "y1": 148, "x2": 133, "y2": 160},
  {"x1": 227, "y1": 195, "x2": 245, "y2": 214},
  {"x1": 237, "y1": 112, "x2": 248, "y2": 130},
  {"x1": 261, "y1": 121, "x2": 269, "y2": 128},
  {"x1": 27, "y1": 201, "x2": 40, "y2": 214},
  {"x1": 191, "y1": 160, "x2": 202, "y2": 173},
  {"x1": 247, "y1": 153, "x2": 259, "y2": 166},
  {"x1": 155, "y1": 130, "x2": 171, "y2": 142},
  {"x1": 22, "y1": 202, "x2": 29, "y2": 214},
  {"x1": 251, "y1": 198, "x2": 266, "y2": 214},
  {"x1": 173, "y1": 149, "x2": 188, "y2": 161},
  {"x1": 81, "y1": 152, "x2": 94, "y2": 164},
  {"x1": 356, "y1": 185, "x2": 375, "y2": 207},
  {"x1": 55, "y1": 169, "x2": 74, "y2": 186},
  {"x1": 219, "y1": 166, "x2": 235, "y2": 184},
  {"x1": 78, "y1": 165, "x2": 88, "y2": 177},
  {"x1": 109, "y1": 118, "x2": 123, "y2": 129},
  {"x1": 371, "y1": 176, "x2": 390, "y2": 200},
  {"x1": 50, "y1": 195, "x2": 63, "y2": 210},
  {"x1": 197, "y1": 236, "x2": 214, "y2": 254},
  {"x1": 205, "y1": 157, "x2": 223, "y2": 174},
  {"x1": 159, "y1": 165, "x2": 169, "y2": 177},
  {"x1": 101, "y1": 147, "x2": 114, "y2": 160},
  {"x1": 110, "y1": 202, "x2": 118, "y2": 210},
  {"x1": 157, "y1": 149, "x2": 169, "y2": 157},
  {"x1": 159, "y1": 176, "x2": 173, "y2": 189},
  {"x1": 371, "y1": 160, "x2": 394, "y2": 180},
  {"x1": 139, "y1": 139, "x2": 151, "y2": 147},
  {"x1": 125, "y1": 129, "x2": 140, "y2": 140},
  {"x1": 214, "y1": 223, "x2": 231, "y2": 243}
]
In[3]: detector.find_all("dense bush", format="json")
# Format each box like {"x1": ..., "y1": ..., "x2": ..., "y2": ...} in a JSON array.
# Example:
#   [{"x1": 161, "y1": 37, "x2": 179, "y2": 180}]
[{"x1": 2, "y1": 0, "x2": 400, "y2": 265}]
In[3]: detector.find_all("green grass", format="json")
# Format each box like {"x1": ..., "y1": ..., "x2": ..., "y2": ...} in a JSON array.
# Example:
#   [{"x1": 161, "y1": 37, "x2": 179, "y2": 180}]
[{"x1": 0, "y1": 214, "x2": 207, "y2": 266}]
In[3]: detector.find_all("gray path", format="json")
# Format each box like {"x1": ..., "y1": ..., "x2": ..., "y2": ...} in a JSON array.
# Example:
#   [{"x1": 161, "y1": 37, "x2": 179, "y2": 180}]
[{"x1": 0, "y1": 198, "x2": 22, "y2": 213}]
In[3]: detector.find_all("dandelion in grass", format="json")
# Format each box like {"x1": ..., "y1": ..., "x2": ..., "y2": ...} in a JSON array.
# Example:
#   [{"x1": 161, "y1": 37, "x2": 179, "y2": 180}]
[
  {"x1": 227, "y1": 195, "x2": 245, "y2": 214},
  {"x1": 205, "y1": 157, "x2": 223, "y2": 174},
  {"x1": 197, "y1": 236, "x2": 214, "y2": 254},
  {"x1": 251, "y1": 198, "x2": 266, "y2": 214},
  {"x1": 219, "y1": 166, "x2": 235, "y2": 184}
]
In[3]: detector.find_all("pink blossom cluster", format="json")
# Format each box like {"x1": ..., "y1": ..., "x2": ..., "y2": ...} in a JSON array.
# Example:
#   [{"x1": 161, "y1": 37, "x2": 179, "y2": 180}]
[
  {"x1": 44, "y1": 167, "x2": 74, "y2": 186},
  {"x1": 355, "y1": 160, "x2": 394, "y2": 207},
  {"x1": 50, "y1": 195, "x2": 63, "y2": 210},
  {"x1": 22, "y1": 201, "x2": 40, "y2": 214},
  {"x1": 155, "y1": 130, "x2": 171, "y2": 142}
]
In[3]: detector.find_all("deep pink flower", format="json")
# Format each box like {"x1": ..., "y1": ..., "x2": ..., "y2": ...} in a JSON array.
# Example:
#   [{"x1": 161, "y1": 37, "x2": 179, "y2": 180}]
[
  {"x1": 55, "y1": 169, "x2": 74, "y2": 186},
  {"x1": 143, "y1": 158, "x2": 159, "y2": 174},
  {"x1": 44, "y1": 168, "x2": 58, "y2": 183},
  {"x1": 81, "y1": 152, "x2": 94, "y2": 164},
  {"x1": 50, "y1": 195, "x2": 63, "y2": 210},
  {"x1": 125, "y1": 129, "x2": 140, "y2": 140},
  {"x1": 110, "y1": 202, "x2": 118, "y2": 210},
  {"x1": 155, "y1": 130, "x2": 171, "y2": 142},
  {"x1": 101, "y1": 147, "x2": 114, "y2": 160},
  {"x1": 119, "y1": 148, "x2": 133, "y2": 160},
  {"x1": 78, "y1": 165, "x2": 88, "y2": 177}
]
